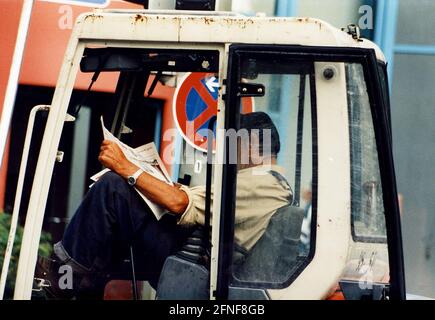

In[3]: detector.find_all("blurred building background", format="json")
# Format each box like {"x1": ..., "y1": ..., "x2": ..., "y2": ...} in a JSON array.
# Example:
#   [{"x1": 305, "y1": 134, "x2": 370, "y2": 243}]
[{"x1": 0, "y1": 0, "x2": 434, "y2": 297}]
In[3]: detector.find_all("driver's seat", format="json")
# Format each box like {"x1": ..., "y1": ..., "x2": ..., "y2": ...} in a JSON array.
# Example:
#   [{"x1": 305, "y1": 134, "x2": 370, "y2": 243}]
[
  {"x1": 232, "y1": 205, "x2": 304, "y2": 284},
  {"x1": 155, "y1": 204, "x2": 304, "y2": 299}
]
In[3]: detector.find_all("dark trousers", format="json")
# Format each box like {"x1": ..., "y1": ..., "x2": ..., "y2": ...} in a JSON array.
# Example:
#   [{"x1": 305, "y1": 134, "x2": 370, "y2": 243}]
[{"x1": 54, "y1": 172, "x2": 193, "y2": 293}]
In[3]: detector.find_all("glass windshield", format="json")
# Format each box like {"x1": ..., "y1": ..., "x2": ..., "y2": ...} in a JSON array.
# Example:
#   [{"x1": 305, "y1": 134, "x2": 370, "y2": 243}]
[
  {"x1": 26, "y1": 47, "x2": 220, "y2": 300},
  {"x1": 339, "y1": 63, "x2": 390, "y2": 296}
]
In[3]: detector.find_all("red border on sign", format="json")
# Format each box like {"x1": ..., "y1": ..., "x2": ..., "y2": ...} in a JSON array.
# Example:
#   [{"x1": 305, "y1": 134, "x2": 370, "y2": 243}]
[{"x1": 173, "y1": 72, "x2": 254, "y2": 153}]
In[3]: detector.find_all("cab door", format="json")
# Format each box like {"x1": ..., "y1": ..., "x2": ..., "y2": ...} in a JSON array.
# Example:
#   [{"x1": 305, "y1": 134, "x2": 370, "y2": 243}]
[{"x1": 213, "y1": 45, "x2": 405, "y2": 300}]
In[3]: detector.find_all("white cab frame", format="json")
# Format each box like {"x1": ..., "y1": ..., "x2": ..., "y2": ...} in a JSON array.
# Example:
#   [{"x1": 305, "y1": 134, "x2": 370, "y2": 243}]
[{"x1": 5, "y1": 10, "x2": 387, "y2": 300}]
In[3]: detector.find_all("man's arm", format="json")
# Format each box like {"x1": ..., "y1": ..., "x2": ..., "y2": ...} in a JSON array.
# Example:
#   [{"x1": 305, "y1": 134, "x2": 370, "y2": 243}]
[{"x1": 98, "y1": 140, "x2": 189, "y2": 215}]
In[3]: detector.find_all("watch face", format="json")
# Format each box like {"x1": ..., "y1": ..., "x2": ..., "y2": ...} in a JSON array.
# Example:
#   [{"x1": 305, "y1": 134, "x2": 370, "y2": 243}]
[{"x1": 128, "y1": 176, "x2": 136, "y2": 186}]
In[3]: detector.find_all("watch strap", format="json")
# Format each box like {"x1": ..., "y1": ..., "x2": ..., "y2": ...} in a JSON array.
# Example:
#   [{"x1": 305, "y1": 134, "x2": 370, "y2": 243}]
[{"x1": 132, "y1": 168, "x2": 143, "y2": 180}]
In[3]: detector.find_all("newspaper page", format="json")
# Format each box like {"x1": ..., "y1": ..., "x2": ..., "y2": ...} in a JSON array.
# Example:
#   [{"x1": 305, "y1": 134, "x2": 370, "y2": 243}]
[{"x1": 90, "y1": 117, "x2": 173, "y2": 220}]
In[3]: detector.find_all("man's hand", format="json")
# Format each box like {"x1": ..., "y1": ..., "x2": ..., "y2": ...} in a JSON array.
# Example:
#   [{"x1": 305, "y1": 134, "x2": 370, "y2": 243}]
[
  {"x1": 98, "y1": 140, "x2": 138, "y2": 178},
  {"x1": 98, "y1": 140, "x2": 188, "y2": 215}
]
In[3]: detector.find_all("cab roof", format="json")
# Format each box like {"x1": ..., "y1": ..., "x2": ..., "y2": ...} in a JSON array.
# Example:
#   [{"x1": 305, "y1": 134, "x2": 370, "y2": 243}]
[{"x1": 74, "y1": 9, "x2": 386, "y2": 62}]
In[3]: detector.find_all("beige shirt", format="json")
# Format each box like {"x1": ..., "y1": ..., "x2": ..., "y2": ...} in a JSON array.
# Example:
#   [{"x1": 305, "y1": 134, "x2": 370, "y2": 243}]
[{"x1": 178, "y1": 165, "x2": 293, "y2": 250}]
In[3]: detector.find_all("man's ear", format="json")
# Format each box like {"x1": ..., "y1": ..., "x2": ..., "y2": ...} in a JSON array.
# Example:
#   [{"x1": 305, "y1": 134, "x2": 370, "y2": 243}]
[
  {"x1": 249, "y1": 132, "x2": 264, "y2": 165},
  {"x1": 238, "y1": 137, "x2": 250, "y2": 166}
]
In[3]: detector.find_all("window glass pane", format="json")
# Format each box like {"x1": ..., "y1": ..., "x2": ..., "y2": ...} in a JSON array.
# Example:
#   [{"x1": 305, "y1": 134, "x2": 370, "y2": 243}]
[
  {"x1": 347, "y1": 63, "x2": 387, "y2": 241},
  {"x1": 231, "y1": 0, "x2": 276, "y2": 16},
  {"x1": 340, "y1": 63, "x2": 390, "y2": 292},
  {"x1": 230, "y1": 56, "x2": 315, "y2": 287},
  {"x1": 30, "y1": 47, "x2": 219, "y2": 299},
  {"x1": 391, "y1": 54, "x2": 435, "y2": 296},
  {"x1": 298, "y1": 0, "x2": 362, "y2": 30},
  {"x1": 397, "y1": 0, "x2": 435, "y2": 45}
]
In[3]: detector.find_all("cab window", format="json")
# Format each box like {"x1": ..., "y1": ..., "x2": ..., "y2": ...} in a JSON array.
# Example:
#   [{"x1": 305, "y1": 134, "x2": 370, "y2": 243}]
[
  {"x1": 347, "y1": 63, "x2": 387, "y2": 242},
  {"x1": 229, "y1": 54, "x2": 316, "y2": 288}
]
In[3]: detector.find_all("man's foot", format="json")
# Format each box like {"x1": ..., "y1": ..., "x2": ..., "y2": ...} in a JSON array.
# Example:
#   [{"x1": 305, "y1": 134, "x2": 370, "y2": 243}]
[{"x1": 34, "y1": 256, "x2": 75, "y2": 300}]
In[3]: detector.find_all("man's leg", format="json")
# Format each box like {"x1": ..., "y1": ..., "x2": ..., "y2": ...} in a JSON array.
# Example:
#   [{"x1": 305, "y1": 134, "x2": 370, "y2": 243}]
[
  {"x1": 55, "y1": 172, "x2": 150, "y2": 272},
  {"x1": 47, "y1": 172, "x2": 189, "y2": 298},
  {"x1": 129, "y1": 214, "x2": 194, "y2": 289}
]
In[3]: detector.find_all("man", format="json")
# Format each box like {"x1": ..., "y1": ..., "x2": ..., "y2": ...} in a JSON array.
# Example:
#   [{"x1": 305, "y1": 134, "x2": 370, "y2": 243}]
[{"x1": 36, "y1": 112, "x2": 292, "y2": 299}]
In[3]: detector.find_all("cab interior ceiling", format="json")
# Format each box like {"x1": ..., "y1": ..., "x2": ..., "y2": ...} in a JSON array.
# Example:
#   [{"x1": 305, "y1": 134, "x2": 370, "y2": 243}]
[
  {"x1": 80, "y1": 47, "x2": 220, "y2": 74},
  {"x1": 241, "y1": 57, "x2": 313, "y2": 78},
  {"x1": 75, "y1": 48, "x2": 220, "y2": 122}
]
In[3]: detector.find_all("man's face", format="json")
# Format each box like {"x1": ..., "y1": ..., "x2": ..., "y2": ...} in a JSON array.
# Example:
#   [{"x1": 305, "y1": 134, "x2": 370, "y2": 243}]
[{"x1": 237, "y1": 130, "x2": 269, "y2": 170}]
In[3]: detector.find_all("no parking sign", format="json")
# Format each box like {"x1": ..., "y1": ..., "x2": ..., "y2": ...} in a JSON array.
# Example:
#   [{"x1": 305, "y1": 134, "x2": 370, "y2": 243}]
[{"x1": 173, "y1": 73, "x2": 253, "y2": 153}]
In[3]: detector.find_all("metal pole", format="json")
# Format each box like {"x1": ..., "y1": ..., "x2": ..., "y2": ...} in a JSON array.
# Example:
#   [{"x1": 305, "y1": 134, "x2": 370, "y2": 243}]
[
  {"x1": 0, "y1": 0, "x2": 35, "y2": 169},
  {"x1": 0, "y1": 105, "x2": 49, "y2": 300}
]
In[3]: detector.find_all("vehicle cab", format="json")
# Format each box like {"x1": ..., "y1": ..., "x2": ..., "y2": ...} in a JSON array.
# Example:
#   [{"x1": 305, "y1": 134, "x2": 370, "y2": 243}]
[{"x1": 1, "y1": 9, "x2": 405, "y2": 300}]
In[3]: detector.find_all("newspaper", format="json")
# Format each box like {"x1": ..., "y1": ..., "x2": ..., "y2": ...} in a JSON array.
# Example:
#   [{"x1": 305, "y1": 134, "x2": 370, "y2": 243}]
[{"x1": 90, "y1": 117, "x2": 173, "y2": 220}]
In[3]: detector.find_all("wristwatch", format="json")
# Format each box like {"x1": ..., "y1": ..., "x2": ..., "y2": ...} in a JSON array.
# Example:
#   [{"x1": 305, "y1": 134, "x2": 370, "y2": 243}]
[{"x1": 127, "y1": 169, "x2": 144, "y2": 186}]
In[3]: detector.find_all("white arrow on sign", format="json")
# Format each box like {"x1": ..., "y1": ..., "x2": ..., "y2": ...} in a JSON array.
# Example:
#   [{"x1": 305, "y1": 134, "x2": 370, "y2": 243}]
[{"x1": 205, "y1": 76, "x2": 219, "y2": 93}]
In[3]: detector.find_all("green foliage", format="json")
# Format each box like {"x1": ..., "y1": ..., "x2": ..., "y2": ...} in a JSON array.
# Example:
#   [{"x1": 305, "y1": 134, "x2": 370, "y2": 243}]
[{"x1": 0, "y1": 212, "x2": 52, "y2": 298}]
